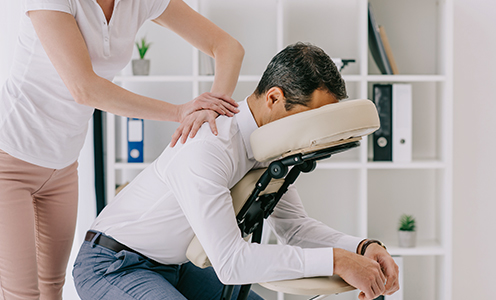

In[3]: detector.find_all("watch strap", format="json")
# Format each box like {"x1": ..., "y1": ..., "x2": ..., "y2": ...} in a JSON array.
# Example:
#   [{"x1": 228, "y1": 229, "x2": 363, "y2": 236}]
[{"x1": 360, "y1": 239, "x2": 387, "y2": 255}]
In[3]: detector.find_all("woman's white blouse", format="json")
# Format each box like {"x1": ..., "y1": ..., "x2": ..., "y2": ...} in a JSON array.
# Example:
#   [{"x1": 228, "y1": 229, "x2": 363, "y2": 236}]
[{"x1": 0, "y1": 0, "x2": 169, "y2": 168}]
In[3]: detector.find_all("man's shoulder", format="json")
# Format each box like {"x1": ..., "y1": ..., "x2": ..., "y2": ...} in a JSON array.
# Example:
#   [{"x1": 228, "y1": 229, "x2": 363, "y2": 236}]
[
  {"x1": 193, "y1": 114, "x2": 241, "y2": 143},
  {"x1": 157, "y1": 115, "x2": 241, "y2": 165}
]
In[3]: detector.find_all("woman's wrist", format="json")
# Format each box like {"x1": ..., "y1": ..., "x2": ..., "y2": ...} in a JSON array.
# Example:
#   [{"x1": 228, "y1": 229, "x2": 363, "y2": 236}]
[{"x1": 174, "y1": 103, "x2": 184, "y2": 123}]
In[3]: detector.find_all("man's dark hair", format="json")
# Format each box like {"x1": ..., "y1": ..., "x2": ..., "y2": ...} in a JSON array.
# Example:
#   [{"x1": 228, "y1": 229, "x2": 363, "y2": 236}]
[{"x1": 254, "y1": 42, "x2": 347, "y2": 110}]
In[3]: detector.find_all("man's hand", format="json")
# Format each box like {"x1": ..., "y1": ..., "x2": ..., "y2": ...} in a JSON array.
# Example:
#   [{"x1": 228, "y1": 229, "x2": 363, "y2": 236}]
[
  {"x1": 362, "y1": 243, "x2": 400, "y2": 297},
  {"x1": 333, "y1": 248, "x2": 386, "y2": 300}
]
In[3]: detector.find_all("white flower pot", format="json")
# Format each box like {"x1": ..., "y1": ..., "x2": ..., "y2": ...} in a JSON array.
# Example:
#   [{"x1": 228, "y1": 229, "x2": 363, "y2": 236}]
[
  {"x1": 398, "y1": 230, "x2": 416, "y2": 248},
  {"x1": 132, "y1": 59, "x2": 150, "y2": 76}
]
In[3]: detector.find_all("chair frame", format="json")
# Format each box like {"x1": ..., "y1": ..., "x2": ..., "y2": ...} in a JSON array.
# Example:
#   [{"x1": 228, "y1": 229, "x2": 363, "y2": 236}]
[{"x1": 220, "y1": 139, "x2": 361, "y2": 300}]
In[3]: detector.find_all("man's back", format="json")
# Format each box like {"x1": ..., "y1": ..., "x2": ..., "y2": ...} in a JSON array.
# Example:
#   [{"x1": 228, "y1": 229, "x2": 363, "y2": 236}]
[{"x1": 92, "y1": 100, "x2": 260, "y2": 265}]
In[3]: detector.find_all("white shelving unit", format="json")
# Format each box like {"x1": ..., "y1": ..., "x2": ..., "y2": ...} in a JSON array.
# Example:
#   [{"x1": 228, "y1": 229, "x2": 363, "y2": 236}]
[{"x1": 105, "y1": 1, "x2": 453, "y2": 299}]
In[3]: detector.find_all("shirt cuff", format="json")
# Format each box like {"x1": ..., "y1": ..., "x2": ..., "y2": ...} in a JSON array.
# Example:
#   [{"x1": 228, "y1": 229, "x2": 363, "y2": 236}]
[
  {"x1": 336, "y1": 235, "x2": 365, "y2": 254},
  {"x1": 303, "y1": 247, "x2": 334, "y2": 277}
]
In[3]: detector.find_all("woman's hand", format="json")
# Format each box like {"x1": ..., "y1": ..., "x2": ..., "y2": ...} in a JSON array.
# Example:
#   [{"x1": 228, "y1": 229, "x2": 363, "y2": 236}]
[
  {"x1": 177, "y1": 92, "x2": 239, "y2": 121},
  {"x1": 170, "y1": 110, "x2": 219, "y2": 147},
  {"x1": 171, "y1": 92, "x2": 239, "y2": 146}
]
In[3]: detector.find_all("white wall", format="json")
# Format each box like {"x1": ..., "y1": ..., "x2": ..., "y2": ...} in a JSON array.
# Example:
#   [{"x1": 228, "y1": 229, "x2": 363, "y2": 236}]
[
  {"x1": 452, "y1": 0, "x2": 496, "y2": 299},
  {"x1": 1, "y1": 0, "x2": 496, "y2": 299}
]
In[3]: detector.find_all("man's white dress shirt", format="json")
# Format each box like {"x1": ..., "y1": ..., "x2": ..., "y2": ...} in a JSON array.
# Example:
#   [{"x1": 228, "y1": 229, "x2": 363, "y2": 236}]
[{"x1": 92, "y1": 100, "x2": 363, "y2": 284}]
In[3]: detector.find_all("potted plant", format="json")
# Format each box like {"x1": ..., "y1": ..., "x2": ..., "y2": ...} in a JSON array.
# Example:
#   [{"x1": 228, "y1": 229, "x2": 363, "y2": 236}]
[
  {"x1": 132, "y1": 37, "x2": 151, "y2": 75},
  {"x1": 398, "y1": 214, "x2": 416, "y2": 248}
]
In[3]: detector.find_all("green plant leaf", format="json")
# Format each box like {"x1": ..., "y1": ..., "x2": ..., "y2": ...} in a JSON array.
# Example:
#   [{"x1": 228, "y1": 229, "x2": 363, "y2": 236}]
[
  {"x1": 398, "y1": 214, "x2": 416, "y2": 231},
  {"x1": 135, "y1": 37, "x2": 151, "y2": 59}
]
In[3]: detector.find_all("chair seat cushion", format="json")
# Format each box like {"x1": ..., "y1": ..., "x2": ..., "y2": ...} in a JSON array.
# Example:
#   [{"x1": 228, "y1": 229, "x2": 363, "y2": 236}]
[
  {"x1": 259, "y1": 275, "x2": 356, "y2": 295},
  {"x1": 250, "y1": 99, "x2": 380, "y2": 162}
]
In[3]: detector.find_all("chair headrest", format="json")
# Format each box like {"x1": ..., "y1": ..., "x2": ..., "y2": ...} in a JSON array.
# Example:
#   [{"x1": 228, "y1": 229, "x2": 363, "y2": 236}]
[{"x1": 250, "y1": 99, "x2": 380, "y2": 162}]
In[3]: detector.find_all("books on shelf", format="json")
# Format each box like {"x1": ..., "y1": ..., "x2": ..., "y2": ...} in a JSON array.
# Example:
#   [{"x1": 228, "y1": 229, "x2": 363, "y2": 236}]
[
  {"x1": 379, "y1": 26, "x2": 399, "y2": 75},
  {"x1": 368, "y1": 3, "x2": 398, "y2": 75},
  {"x1": 372, "y1": 84, "x2": 412, "y2": 162}
]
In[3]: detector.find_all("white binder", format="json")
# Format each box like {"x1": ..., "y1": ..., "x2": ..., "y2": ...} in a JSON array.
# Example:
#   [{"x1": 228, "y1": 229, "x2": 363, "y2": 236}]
[{"x1": 392, "y1": 84, "x2": 412, "y2": 163}]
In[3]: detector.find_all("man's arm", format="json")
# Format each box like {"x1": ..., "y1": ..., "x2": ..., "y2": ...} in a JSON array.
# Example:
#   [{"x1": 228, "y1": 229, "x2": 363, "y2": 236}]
[
  {"x1": 267, "y1": 186, "x2": 399, "y2": 299},
  {"x1": 358, "y1": 241, "x2": 400, "y2": 298},
  {"x1": 267, "y1": 186, "x2": 363, "y2": 252},
  {"x1": 163, "y1": 140, "x2": 334, "y2": 284}
]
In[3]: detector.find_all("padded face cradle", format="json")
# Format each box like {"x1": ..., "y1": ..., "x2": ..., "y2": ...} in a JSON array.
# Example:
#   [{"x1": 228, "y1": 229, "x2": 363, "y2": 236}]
[{"x1": 250, "y1": 99, "x2": 380, "y2": 162}]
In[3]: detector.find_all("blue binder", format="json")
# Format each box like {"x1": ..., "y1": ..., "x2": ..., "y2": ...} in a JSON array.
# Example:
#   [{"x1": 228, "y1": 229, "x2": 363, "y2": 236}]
[{"x1": 127, "y1": 118, "x2": 144, "y2": 163}]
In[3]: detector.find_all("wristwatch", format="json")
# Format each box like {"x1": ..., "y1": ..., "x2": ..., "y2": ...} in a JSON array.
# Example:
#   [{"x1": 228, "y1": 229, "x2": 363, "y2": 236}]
[{"x1": 360, "y1": 239, "x2": 387, "y2": 256}]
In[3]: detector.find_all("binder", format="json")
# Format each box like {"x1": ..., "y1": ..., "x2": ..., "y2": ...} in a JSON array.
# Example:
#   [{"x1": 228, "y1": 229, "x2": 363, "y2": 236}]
[
  {"x1": 127, "y1": 118, "x2": 144, "y2": 163},
  {"x1": 392, "y1": 84, "x2": 412, "y2": 163},
  {"x1": 373, "y1": 84, "x2": 393, "y2": 161},
  {"x1": 372, "y1": 84, "x2": 412, "y2": 162}
]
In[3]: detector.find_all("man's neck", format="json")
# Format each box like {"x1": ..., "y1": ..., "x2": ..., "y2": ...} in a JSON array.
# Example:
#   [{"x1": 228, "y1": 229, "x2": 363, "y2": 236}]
[{"x1": 246, "y1": 94, "x2": 263, "y2": 127}]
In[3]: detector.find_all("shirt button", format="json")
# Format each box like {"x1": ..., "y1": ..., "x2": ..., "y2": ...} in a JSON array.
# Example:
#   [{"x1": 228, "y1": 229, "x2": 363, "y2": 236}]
[{"x1": 105, "y1": 37, "x2": 109, "y2": 42}]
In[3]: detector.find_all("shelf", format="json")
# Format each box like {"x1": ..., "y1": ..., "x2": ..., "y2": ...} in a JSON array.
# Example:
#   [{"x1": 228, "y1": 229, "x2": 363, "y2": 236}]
[
  {"x1": 113, "y1": 160, "x2": 445, "y2": 171},
  {"x1": 114, "y1": 75, "x2": 194, "y2": 82},
  {"x1": 114, "y1": 162, "x2": 151, "y2": 170},
  {"x1": 114, "y1": 74, "x2": 368, "y2": 84},
  {"x1": 318, "y1": 160, "x2": 446, "y2": 170},
  {"x1": 342, "y1": 75, "x2": 364, "y2": 82},
  {"x1": 197, "y1": 75, "x2": 263, "y2": 82},
  {"x1": 114, "y1": 75, "x2": 445, "y2": 84},
  {"x1": 317, "y1": 161, "x2": 363, "y2": 170},
  {"x1": 385, "y1": 239, "x2": 446, "y2": 256},
  {"x1": 366, "y1": 75, "x2": 446, "y2": 82},
  {"x1": 113, "y1": 75, "x2": 263, "y2": 83},
  {"x1": 366, "y1": 160, "x2": 446, "y2": 169}
]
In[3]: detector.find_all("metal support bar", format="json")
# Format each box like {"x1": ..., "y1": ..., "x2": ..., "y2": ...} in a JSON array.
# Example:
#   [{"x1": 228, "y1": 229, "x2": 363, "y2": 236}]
[{"x1": 220, "y1": 285, "x2": 234, "y2": 300}]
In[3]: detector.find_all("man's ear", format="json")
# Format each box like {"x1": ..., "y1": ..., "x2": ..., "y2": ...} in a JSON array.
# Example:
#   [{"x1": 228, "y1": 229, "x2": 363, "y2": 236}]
[{"x1": 265, "y1": 87, "x2": 285, "y2": 110}]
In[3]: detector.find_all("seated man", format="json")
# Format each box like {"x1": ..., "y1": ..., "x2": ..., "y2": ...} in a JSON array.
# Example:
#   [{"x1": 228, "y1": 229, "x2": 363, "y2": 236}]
[{"x1": 73, "y1": 43, "x2": 399, "y2": 300}]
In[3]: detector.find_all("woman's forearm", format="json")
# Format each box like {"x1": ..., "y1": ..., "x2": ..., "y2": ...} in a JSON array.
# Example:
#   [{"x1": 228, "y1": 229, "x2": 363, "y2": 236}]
[
  {"x1": 210, "y1": 38, "x2": 245, "y2": 97},
  {"x1": 29, "y1": 10, "x2": 181, "y2": 122},
  {"x1": 153, "y1": 0, "x2": 244, "y2": 99},
  {"x1": 76, "y1": 76, "x2": 180, "y2": 122}
]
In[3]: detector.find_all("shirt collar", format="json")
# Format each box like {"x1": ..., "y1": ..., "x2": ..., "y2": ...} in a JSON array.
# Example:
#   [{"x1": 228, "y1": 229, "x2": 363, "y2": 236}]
[{"x1": 235, "y1": 99, "x2": 259, "y2": 160}]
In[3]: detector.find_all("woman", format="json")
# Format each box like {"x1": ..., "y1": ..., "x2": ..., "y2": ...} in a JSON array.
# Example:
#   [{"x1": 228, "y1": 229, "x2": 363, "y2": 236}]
[{"x1": 0, "y1": 0, "x2": 244, "y2": 299}]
